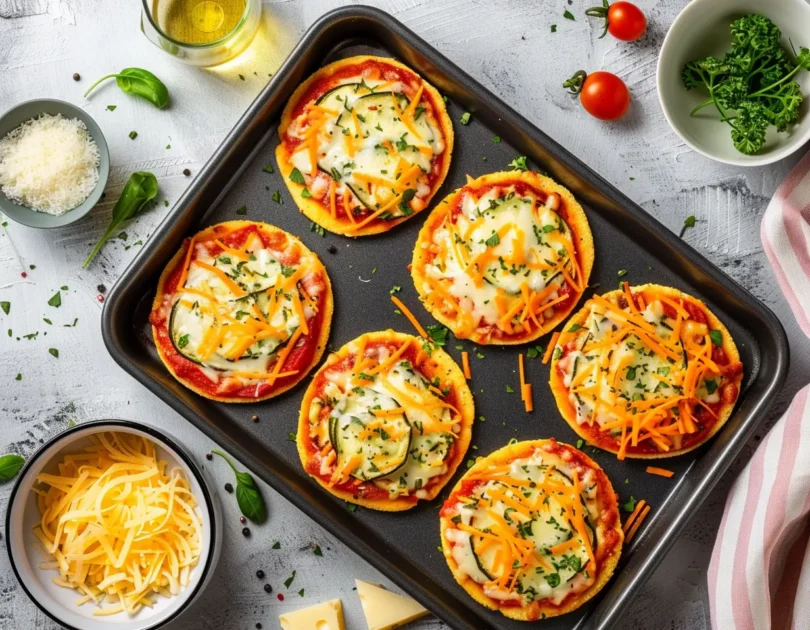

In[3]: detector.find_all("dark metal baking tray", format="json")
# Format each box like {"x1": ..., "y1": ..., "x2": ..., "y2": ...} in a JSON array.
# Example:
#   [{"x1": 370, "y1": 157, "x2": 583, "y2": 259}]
[{"x1": 101, "y1": 6, "x2": 789, "y2": 629}]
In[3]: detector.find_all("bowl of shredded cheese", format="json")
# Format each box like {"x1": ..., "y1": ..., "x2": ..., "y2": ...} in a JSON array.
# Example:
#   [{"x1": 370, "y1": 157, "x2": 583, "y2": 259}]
[
  {"x1": 0, "y1": 99, "x2": 109, "y2": 228},
  {"x1": 5, "y1": 421, "x2": 220, "y2": 630}
]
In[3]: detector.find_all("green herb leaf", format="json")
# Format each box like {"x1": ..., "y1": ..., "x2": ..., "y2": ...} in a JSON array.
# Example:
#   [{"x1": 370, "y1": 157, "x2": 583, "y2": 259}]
[
  {"x1": 617, "y1": 269, "x2": 628, "y2": 277},
  {"x1": 106, "y1": 105, "x2": 117, "y2": 111},
  {"x1": 390, "y1": 285, "x2": 401, "y2": 295},
  {"x1": 310, "y1": 222, "x2": 325, "y2": 236},
  {"x1": 623, "y1": 496, "x2": 636, "y2": 512},
  {"x1": 484, "y1": 232, "x2": 500, "y2": 247},
  {"x1": 284, "y1": 570, "x2": 296, "y2": 588},
  {"x1": 48, "y1": 292, "x2": 61, "y2": 308},
  {"x1": 129, "y1": 131, "x2": 138, "y2": 140},
  {"x1": 289, "y1": 168, "x2": 306, "y2": 184},
  {"x1": 563, "y1": 9, "x2": 575, "y2": 20},
  {"x1": 492, "y1": 135, "x2": 501, "y2": 143},
  {"x1": 272, "y1": 190, "x2": 282, "y2": 204},
  {"x1": 508, "y1": 156, "x2": 528, "y2": 171},
  {"x1": 211, "y1": 450, "x2": 267, "y2": 523},
  {"x1": 551, "y1": 24, "x2": 557, "y2": 32},
  {"x1": 506, "y1": 384, "x2": 515, "y2": 393},
  {"x1": 0, "y1": 454, "x2": 25, "y2": 482},
  {"x1": 83, "y1": 172, "x2": 158, "y2": 268},
  {"x1": 49, "y1": 348, "x2": 59, "y2": 358},
  {"x1": 301, "y1": 188, "x2": 312, "y2": 198},
  {"x1": 85, "y1": 68, "x2": 170, "y2": 109},
  {"x1": 426, "y1": 324, "x2": 449, "y2": 347},
  {"x1": 576, "y1": 439, "x2": 584, "y2": 449},
  {"x1": 263, "y1": 164, "x2": 275, "y2": 174},
  {"x1": 177, "y1": 334, "x2": 190, "y2": 348},
  {"x1": 459, "y1": 112, "x2": 471, "y2": 125},
  {"x1": 236, "y1": 205, "x2": 247, "y2": 215},
  {"x1": 567, "y1": 323, "x2": 583, "y2": 332},
  {"x1": 313, "y1": 545, "x2": 323, "y2": 556},
  {"x1": 1, "y1": 301, "x2": 10, "y2": 315},
  {"x1": 272, "y1": 541, "x2": 281, "y2": 549},
  {"x1": 709, "y1": 329, "x2": 723, "y2": 346},
  {"x1": 15, "y1": 373, "x2": 21, "y2": 381},
  {"x1": 238, "y1": 74, "x2": 245, "y2": 81},
  {"x1": 679, "y1": 215, "x2": 696, "y2": 238}
]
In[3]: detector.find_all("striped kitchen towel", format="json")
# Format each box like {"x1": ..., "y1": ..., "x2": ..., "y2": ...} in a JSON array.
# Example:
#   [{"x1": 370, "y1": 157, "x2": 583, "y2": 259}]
[{"x1": 709, "y1": 152, "x2": 810, "y2": 630}]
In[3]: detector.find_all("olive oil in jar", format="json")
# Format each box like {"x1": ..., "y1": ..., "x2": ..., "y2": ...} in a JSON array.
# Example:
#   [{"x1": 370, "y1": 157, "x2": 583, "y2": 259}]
[{"x1": 152, "y1": 0, "x2": 246, "y2": 44}]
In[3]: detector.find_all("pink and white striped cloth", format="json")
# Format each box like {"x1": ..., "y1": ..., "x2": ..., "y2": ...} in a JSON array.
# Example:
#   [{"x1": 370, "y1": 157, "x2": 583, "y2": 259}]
[{"x1": 709, "y1": 152, "x2": 810, "y2": 630}]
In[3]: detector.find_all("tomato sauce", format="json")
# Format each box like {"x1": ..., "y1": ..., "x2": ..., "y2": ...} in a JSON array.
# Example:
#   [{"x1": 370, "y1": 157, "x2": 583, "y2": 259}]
[
  {"x1": 281, "y1": 59, "x2": 449, "y2": 228},
  {"x1": 302, "y1": 338, "x2": 464, "y2": 501},
  {"x1": 150, "y1": 224, "x2": 327, "y2": 399}
]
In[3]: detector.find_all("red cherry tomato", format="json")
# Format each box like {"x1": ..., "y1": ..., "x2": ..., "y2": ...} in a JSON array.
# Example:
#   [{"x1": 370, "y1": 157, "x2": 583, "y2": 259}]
[
  {"x1": 579, "y1": 71, "x2": 631, "y2": 120},
  {"x1": 607, "y1": 2, "x2": 647, "y2": 41}
]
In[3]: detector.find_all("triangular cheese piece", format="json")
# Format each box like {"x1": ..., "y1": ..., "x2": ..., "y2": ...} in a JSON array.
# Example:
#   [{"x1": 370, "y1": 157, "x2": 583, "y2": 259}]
[
  {"x1": 279, "y1": 599, "x2": 345, "y2": 630},
  {"x1": 355, "y1": 579, "x2": 429, "y2": 630}
]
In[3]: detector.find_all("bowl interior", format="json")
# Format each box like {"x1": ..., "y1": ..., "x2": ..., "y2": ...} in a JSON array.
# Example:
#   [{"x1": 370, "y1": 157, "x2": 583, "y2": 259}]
[
  {"x1": 0, "y1": 99, "x2": 109, "y2": 228},
  {"x1": 658, "y1": 0, "x2": 810, "y2": 166},
  {"x1": 7, "y1": 423, "x2": 214, "y2": 630}
]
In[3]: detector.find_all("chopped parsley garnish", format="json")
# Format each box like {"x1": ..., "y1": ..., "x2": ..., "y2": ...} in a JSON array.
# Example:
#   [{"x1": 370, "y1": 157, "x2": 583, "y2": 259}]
[
  {"x1": 679, "y1": 215, "x2": 696, "y2": 238},
  {"x1": 623, "y1": 496, "x2": 637, "y2": 512},
  {"x1": 301, "y1": 188, "x2": 312, "y2": 198},
  {"x1": 272, "y1": 190, "x2": 282, "y2": 203},
  {"x1": 563, "y1": 9, "x2": 575, "y2": 20},
  {"x1": 289, "y1": 168, "x2": 305, "y2": 184},
  {"x1": 177, "y1": 334, "x2": 190, "y2": 348},
  {"x1": 551, "y1": 24, "x2": 557, "y2": 32},
  {"x1": 506, "y1": 384, "x2": 515, "y2": 393},
  {"x1": 617, "y1": 269, "x2": 628, "y2": 277},
  {"x1": 287, "y1": 432, "x2": 296, "y2": 442},
  {"x1": 709, "y1": 330, "x2": 723, "y2": 346},
  {"x1": 48, "y1": 348, "x2": 59, "y2": 358},
  {"x1": 106, "y1": 105, "x2": 116, "y2": 111},
  {"x1": 399, "y1": 188, "x2": 416, "y2": 216},
  {"x1": 272, "y1": 541, "x2": 281, "y2": 549},
  {"x1": 262, "y1": 164, "x2": 275, "y2": 173},
  {"x1": 284, "y1": 570, "x2": 296, "y2": 588},
  {"x1": 526, "y1": 344, "x2": 544, "y2": 359},
  {"x1": 567, "y1": 323, "x2": 583, "y2": 332},
  {"x1": 310, "y1": 222, "x2": 325, "y2": 236},
  {"x1": 0, "y1": 301, "x2": 9, "y2": 315},
  {"x1": 576, "y1": 439, "x2": 584, "y2": 449},
  {"x1": 492, "y1": 135, "x2": 501, "y2": 143},
  {"x1": 47, "y1": 292, "x2": 61, "y2": 308},
  {"x1": 544, "y1": 573, "x2": 561, "y2": 587},
  {"x1": 459, "y1": 112, "x2": 471, "y2": 125},
  {"x1": 236, "y1": 205, "x2": 247, "y2": 215},
  {"x1": 313, "y1": 545, "x2": 323, "y2": 556},
  {"x1": 390, "y1": 285, "x2": 401, "y2": 295},
  {"x1": 508, "y1": 155, "x2": 528, "y2": 171},
  {"x1": 280, "y1": 265, "x2": 296, "y2": 278},
  {"x1": 426, "y1": 324, "x2": 449, "y2": 347},
  {"x1": 484, "y1": 232, "x2": 500, "y2": 247},
  {"x1": 128, "y1": 130, "x2": 138, "y2": 140}
]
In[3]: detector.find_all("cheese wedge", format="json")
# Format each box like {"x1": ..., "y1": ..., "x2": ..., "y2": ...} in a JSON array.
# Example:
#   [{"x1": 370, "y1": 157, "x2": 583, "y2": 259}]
[
  {"x1": 355, "y1": 580, "x2": 428, "y2": 630},
  {"x1": 279, "y1": 598, "x2": 345, "y2": 630}
]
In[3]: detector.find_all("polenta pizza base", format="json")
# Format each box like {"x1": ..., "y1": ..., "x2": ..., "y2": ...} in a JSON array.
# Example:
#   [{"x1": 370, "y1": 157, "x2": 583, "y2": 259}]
[
  {"x1": 411, "y1": 171, "x2": 594, "y2": 345},
  {"x1": 550, "y1": 284, "x2": 743, "y2": 459},
  {"x1": 440, "y1": 439, "x2": 623, "y2": 621},
  {"x1": 150, "y1": 221, "x2": 333, "y2": 403},
  {"x1": 297, "y1": 330, "x2": 474, "y2": 511},
  {"x1": 276, "y1": 55, "x2": 454, "y2": 236}
]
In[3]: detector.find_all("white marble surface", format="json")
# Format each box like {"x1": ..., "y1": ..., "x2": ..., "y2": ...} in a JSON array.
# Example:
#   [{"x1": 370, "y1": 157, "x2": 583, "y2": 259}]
[{"x1": 1, "y1": 1, "x2": 809, "y2": 629}]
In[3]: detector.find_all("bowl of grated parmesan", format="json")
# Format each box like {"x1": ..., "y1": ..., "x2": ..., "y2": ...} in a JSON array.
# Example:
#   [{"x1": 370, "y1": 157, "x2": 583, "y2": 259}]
[
  {"x1": 0, "y1": 99, "x2": 109, "y2": 228},
  {"x1": 4, "y1": 420, "x2": 221, "y2": 629}
]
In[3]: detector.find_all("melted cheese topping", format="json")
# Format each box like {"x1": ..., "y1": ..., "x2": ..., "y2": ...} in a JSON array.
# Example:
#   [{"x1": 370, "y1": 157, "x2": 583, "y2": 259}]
[
  {"x1": 32, "y1": 432, "x2": 203, "y2": 616},
  {"x1": 417, "y1": 184, "x2": 581, "y2": 338},
  {"x1": 443, "y1": 446, "x2": 598, "y2": 607},
  {"x1": 556, "y1": 287, "x2": 732, "y2": 458},
  {"x1": 168, "y1": 227, "x2": 324, "y2": 387},
  {"x1": 287, "y1": 76, "x2": 445, "y2": 229},
  {"x1": 308, "y1": 338, "x2": 461, "y2": 498}
]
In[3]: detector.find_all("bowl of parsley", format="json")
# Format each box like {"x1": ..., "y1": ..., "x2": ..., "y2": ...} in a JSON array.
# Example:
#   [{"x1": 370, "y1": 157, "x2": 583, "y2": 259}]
[{"x1": 657, "y1": 0, "x2": 810, "y2": 166}]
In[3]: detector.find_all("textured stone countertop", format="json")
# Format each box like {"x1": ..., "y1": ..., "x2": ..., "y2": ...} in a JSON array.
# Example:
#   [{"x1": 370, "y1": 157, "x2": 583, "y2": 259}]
[{"x1": 1, "y1": 1, "x2": 809, "y2": 628}]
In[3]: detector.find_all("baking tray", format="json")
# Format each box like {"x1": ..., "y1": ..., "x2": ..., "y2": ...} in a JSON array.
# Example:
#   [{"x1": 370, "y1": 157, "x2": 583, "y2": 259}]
[{"x1": 101, "y1": 6, "x2": 789, "y2": 629}]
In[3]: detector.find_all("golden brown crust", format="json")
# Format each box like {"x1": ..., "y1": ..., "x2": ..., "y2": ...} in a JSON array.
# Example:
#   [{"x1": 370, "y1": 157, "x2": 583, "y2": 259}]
[
  {"x1": 151, "y1": 220, "x2": 333, "y2": 403},
  {"x1": 549, "y1": 284, "x2": 742, "y2": 459},
  {"x1": 297, "y1": 330, "x2": 474, "y2": 511},
  {"x1": 411, "y1": 170, "x2": 594, "y2": 345},
  {"x1": 439, "y1": 439, "x2": 623, "y2": 620},
  {"x1": 276, "y1": 55, "x2": 454, "y2": 237}
]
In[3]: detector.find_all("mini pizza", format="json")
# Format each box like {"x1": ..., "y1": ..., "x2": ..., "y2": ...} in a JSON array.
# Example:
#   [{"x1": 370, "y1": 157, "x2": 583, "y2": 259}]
[
  {"x1": 150, "y1": 220, "x2": 333, "y2": 403},
  {"x1": 276, "y1": 55, "x2": 454, "y2": 236},
  {"x1": 411, "y1": 171, "x2": 593, "y2": 345},
  {"x1": 549, "y1": 283, "x2": 744, "y2": 458},
  {"x1": 297, "y1": 330, "x2": 474, "y2": 511},
  {"x1": 439, "y1": 439, "x2": 623, "y2": 621}
]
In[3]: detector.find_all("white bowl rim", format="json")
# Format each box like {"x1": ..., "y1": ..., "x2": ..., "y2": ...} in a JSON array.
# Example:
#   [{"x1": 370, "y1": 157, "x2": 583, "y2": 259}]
[
  {"x1": 656, "y1": 0, "x2": 810, "y2": 167},
  {"x1": 4, "y1": 419, "x2": 218, "y2": 630}
]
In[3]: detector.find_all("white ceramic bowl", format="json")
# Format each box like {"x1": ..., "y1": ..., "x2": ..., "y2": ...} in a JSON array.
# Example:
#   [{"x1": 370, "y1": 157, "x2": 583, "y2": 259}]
[
  {"x1": 5, "y1": 421, "x2": 221, "y2": 630},
  {"x1": 657, "y1": 0, "x2": 810, "y2": 166}
]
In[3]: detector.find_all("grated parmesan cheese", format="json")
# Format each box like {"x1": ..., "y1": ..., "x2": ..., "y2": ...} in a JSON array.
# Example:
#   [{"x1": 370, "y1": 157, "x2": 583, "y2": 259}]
[
  {"x1": 32, "y1": 432, "x2": 203, "y2": 616},
  {"x1": 0, "y1": 113, "x2": 99, "y2": 215}
]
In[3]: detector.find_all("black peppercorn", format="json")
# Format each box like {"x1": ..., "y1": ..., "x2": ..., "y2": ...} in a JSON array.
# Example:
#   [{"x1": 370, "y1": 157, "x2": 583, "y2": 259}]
[
  {"x1": 73, "y1": 73, "x2": 80, "y2": 81},
  {"x1": 242, "y1": 527, "x2": 251, "y2": 537},
  {"x1": 256, "y1": 624, "x2": 263, "y2": 629},
  {"x1": 97, "y1": 284, "x2": 106, "y2": 294},
  {"x1": 205, "y1": 452, "x2": 213, "y2": 461},
  {"x1": 183, "y1": 168, "x2": 191, "y2": 176},
  {"x1": 263, "y1": 583, "x2": 272, "y2": 593},
  {"x1": 327, "y1": 245, "x2": 337, "y2": 254},
  {"x1": 224, "y1": 482, "x2": 234, "y2": 493},
  {"x1": 256, "y1": 569, "x2": 265, "y2": 579}
]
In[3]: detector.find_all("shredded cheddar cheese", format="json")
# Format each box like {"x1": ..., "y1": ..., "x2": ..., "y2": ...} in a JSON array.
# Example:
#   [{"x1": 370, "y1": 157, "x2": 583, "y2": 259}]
[{"x1": 32, "y1": 432, "x2": 203, "y2": 616}]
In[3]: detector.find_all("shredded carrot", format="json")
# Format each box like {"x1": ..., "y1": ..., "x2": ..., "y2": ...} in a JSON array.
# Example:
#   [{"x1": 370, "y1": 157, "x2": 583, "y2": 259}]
[
  {"x1": 625, "y1": 505, "x2": 651, "y2": 543},
  {"x1": 390, "y1": 296, "x2": 428, "y2": 338},
  {"x1": 622, "y1": 499, "x2": 647, "y2": 534},
  {"x1": 542, "y1": 332, "x2": 560, "y2": 364},
  {"x1": 523, "y1": 383, "x2": 533, "y2": 412},
  {"x1": 462, "y1": 351, "x2": 471, "y2": 380},
  {"x1": 518, "y1": 353, "x2": 526, "y2": 401},
  {"x1": 646, "y1": 466, "x2": 675, "y2": 479}
]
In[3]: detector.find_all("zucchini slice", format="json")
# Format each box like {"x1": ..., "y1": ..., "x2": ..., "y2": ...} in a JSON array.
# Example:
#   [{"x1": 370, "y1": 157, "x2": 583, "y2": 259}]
[{"x1": 329, "y1": 387, "x2": 411, "y2": 481}]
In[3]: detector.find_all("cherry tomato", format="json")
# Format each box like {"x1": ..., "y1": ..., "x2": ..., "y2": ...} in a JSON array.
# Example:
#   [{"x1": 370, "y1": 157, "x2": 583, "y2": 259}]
[
  {"x1": 586, "y1": 0, "x2": 647, "y2": 42},
  {"x1": 607, "y1": 2, "x2": 647, "y2": 41},
  {"x1": 574, "y1": 71, "x2": 631, "y2": 121}
]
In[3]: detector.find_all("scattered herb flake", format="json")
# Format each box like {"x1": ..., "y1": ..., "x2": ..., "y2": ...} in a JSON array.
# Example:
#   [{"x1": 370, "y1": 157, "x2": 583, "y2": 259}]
[
  {"x1": 310, "y1": 222, "x2": 325, "y2": 236},
  {"x1": 551, "y1": 24, "x2": 557, "y2": 32},
  {"x1": 289, "y1": 168, "x2": 306, "y2": 184},
  {"x1": 709, "y1": 330, "x2": 723, "y2": 346},
  {"x1": 43, "y1": 318, "x2": 52, "y2": 325},
  {"x1": 47, "y1": 292, "x2": 61, "y2": 308},
  {"x1": 238, "y1": 74, "x2": 245, "y2": 81},
  {"x1": 492, "y1": 135, "x2": 501, "y2": 143},
  {"x1": 0, "y1": 302, "x2": 9, "y2": 315},
  {"x1": 48, "y1": 348, "x2": 59, "y2": 358},
  {"x1": 236, "y1": 205, "x2": 247, "y2": 215},
  {"x1": 15, "y1": 373, "x2": 21, "y2": 381},
  {"x1": 680, "y1": 215, "x2": 697, "y2": 238},
  {"x1": 508, "y1": 156, "x2": 528, "y2": 171},
  {"x1": 617, "y1": 269, "x2": 628, "y2": 277},
  {"x1": 272, "y1": 190, "x2": 282, "y2": 204},
  {"x1": 272, "y1": 541, "x2": 281, "y2": 549},
  {"x1": 576, "y1": 439, "x2": 584, "y2": 449},
  {"x1": 106, "y1": 105, "x2": 117, "y2": 111},
  {"x1": 390, "y1": 285, "x2": 401, "y2": 295},
  {"x1": 284, "y1": 571, "x2": 296, "y2": 588},
  {"x1": 459, "y1": 112, "x2": 471, "y2": 125},
  {"x1": 287, "y1": 432, "x2": 296, "y2": 442},
  {"x1": 506, "y1": 384, "x2": 515, "y2": 393},
  {"x1": 564, "y1": 9, "x2": 575, "y2": 20},
  {"x1": 313, "y1": 545, "x2": 322, "y2": 556},
  {"x1": 263, "y1": 164, "x2": 275, "y2": 174},
  {"x1": 129, "y1": 130, "x2": 138, "y2": 140},
  {"x1": 623, "y1": 496, "x2": 637, "y2": 512},
  {"x1": 301, "y1": 188, "x2": 312, "y2": 198}
]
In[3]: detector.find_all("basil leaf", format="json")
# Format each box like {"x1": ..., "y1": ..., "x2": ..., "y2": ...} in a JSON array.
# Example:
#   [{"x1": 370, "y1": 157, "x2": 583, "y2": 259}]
[
  {"x1": 289, "y1": 168, "x2": 305, "y2": 184},
  {"x1": 84, "y1": 68, "x2": 170, "y2": 109},
  {"x1": 709, "y1": 329, "x2": 723, "y2": 346},
  {"x1": 83, "y1": 172, "x2": 158, "y2": 268},
  {"x1": 211, "y1": 450, "x2": 267, "y2": 523},
  {"x1": 0, "y1": 454, "x2": 25, "y2": 482}
]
